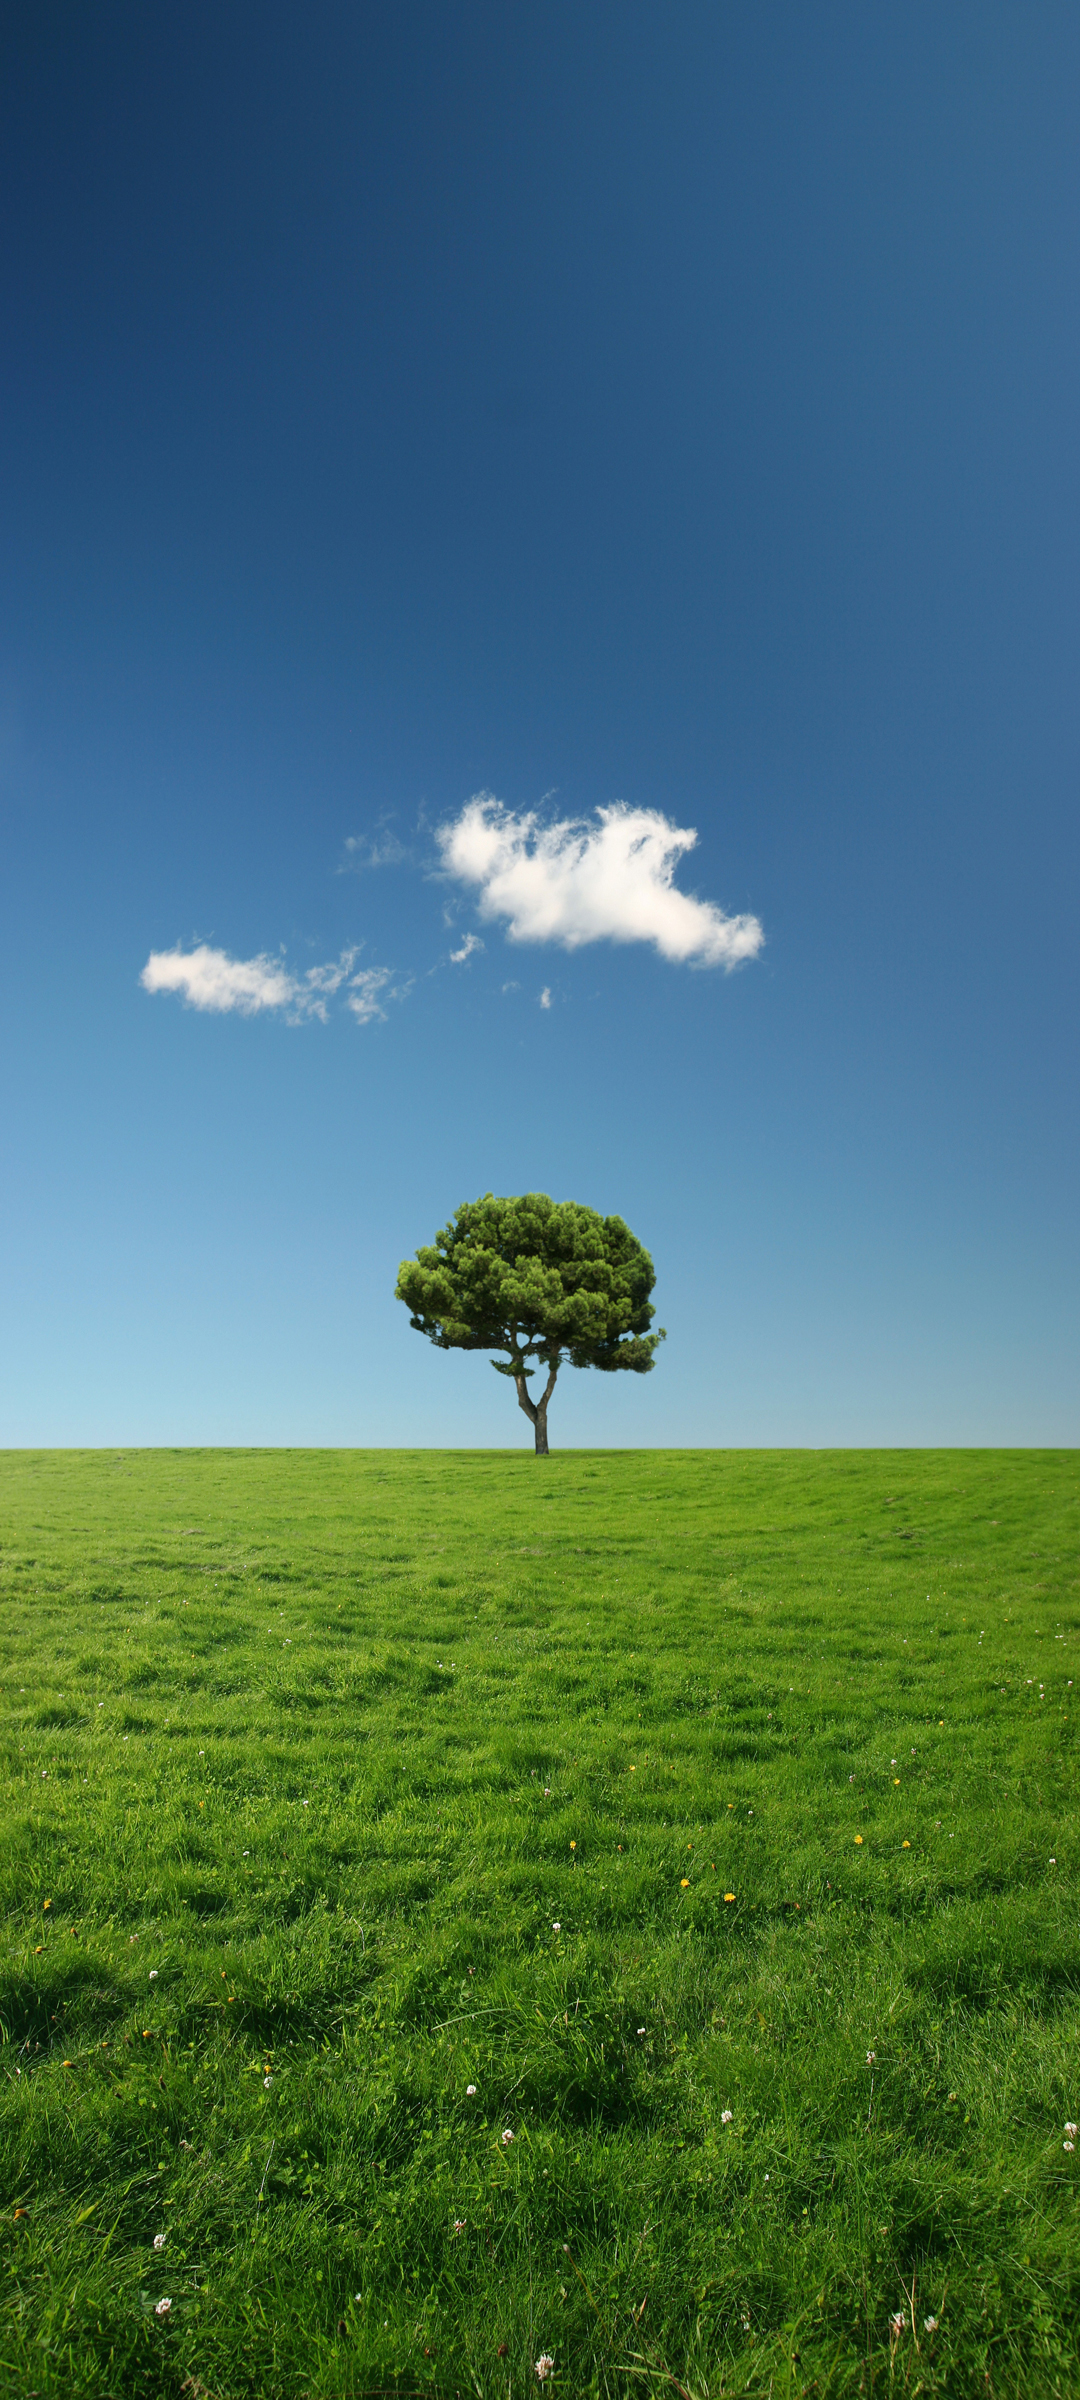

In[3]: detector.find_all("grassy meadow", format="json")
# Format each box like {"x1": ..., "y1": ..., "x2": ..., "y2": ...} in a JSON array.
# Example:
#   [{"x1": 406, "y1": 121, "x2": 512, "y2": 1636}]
[{"x1": 0, "y1": 1446, "x2": 1078, "y2": 2400}]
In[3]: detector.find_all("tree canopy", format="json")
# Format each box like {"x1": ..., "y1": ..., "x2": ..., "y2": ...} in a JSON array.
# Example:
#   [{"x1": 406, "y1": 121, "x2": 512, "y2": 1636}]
[{"x1": 395, "y1": 1191, "x2": 665, "y2": 1453}]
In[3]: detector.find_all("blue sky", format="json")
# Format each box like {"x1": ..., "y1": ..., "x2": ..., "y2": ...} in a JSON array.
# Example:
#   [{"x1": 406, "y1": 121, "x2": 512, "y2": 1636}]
[{"x1": 2, "y1": 1, "x2": 1077, "y2": 1447}]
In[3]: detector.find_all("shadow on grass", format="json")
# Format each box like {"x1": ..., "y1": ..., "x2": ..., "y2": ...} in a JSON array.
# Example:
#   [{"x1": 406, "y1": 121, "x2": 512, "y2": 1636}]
[{"x1": 0, "y1": 1954, "x2": 131, "y2": 2048}]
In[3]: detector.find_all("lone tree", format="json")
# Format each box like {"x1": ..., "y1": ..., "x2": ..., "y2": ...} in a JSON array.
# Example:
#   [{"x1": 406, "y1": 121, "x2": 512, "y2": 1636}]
[{"x1": 395, "y1": 1192, "x2": 665, "y2": 1455}]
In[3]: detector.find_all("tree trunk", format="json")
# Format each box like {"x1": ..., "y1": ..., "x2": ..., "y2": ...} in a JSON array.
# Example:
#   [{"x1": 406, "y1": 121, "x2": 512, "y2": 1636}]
[{"x1": 514, "y1": 1358, "x2": 559, "y2": 1454}]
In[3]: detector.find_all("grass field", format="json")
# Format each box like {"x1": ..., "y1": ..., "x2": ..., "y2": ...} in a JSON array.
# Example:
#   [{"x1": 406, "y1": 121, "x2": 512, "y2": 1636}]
[{"x1": 1, "y1": 1447, "x2": 1078, "y2": 2400}]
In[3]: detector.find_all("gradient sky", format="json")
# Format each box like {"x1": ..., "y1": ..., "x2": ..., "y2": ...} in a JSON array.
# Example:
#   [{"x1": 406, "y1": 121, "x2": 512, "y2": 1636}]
[{"x1": 2, "y1": 1, "x2": 1077, "y2": 1448}]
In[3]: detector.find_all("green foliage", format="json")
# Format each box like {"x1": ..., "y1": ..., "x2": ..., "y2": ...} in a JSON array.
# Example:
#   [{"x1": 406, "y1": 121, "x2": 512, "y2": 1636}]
[
  {"x1": 0, "y1": 1446, "x2": 1078, "y2": 2399},
  {"x1": 396, "y1": 1195, "x2": 664, "y2": 1445}
]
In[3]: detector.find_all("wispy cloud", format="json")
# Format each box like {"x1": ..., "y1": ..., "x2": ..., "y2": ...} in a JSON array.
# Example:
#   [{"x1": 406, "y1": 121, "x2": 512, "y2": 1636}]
[
  {"x1": 140, "y1": 943, "x2": 405, "y2": 1025},
  {"x1": 347, "y1": 966, "x2": 402, "y2": 1022},
  {"x1": 539, "y1": 986, "x2": 552, "y2": 1009},
  {"x1": 449, "y1": 932, "x2": 484, "y2": 964},
  {"x1": 437, "y1": 794, "x2": 763, "y2": 968},
  {"x1": 339, "y1": 828, "x2": 413, "y2": 873}
]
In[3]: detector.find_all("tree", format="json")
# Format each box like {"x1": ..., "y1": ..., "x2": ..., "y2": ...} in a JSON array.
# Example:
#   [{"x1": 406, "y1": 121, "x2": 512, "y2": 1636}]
[{"x1": 395, "y1": 1191, "x2": 665, "y2": 1455}]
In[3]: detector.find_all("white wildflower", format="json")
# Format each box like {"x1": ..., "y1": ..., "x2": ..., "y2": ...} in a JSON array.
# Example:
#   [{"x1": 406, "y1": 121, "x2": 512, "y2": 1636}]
[
  {"x1": 924, "y1": 2315, "x2": 938, "y2": 2332},
  {"x1": 155, "y1": 2296, "x2": 172, "y2": 2318},
  {"x1": 466, "y1": 2084, "x2": 477, "y2": 2096},
  {"x1": 153, "y1": 2232, "x2": 166, "y2": 2250},
  {"x1": 501, "y1": 2126, "x2": 514, "y2": 2144},
  {"x1": 535, "y1": 2356, "x2": 555, "y2": 2381},
  {"x1": 721, "y1": 2108, "x2": 733, "y2": 2124}
]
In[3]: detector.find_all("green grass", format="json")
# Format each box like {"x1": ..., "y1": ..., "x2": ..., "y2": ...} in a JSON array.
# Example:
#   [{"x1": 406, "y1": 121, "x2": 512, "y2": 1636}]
[{"x1": 1, "y1": 1447, "x2": 1078, "y2": 2400}]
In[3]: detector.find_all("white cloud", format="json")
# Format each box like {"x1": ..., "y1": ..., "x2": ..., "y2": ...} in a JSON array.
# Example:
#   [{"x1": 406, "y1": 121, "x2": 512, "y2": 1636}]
[
  {"x1": 347, "y1": 966, "x2": 404, "y2": 1022},
  {"x1": 539, "y1": 986, "x2": 552, "y2": 1009},
  {"x1": 141, "y1": 944, "x2": 301, "y2": 1014},
  {"x1": 449, "y1": 932, "x2": 483, "y2": 964},
  {"x1": 140, "y1": 943, "x2": 404, "y2": 1026},
  {"x1": 437, "y1": 794, "x2": 763, "y2": 968}
]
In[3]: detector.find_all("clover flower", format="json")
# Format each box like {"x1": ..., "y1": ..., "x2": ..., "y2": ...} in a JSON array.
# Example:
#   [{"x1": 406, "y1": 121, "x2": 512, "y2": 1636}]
[
  {"x1": 155, "y1": 2297, "x2": 172, "y2": 2318},
  {"x1": 890, "y1": 2310, "x2": 905, "y2": 2336},
  {"x1": 153, "y1": 2233, "x2": 166, "y2": 2250},
  {"x1": 1065, "y1": 2122, "x2": 1078, "y2": 2136},
  {"x1": 866, "y1": 2051, "x2": 876, "y2": 2065},
  {"x1": 552, "y1": 1922, "x2": 561, "y2": 1932},
  {"x1": 721, "y1": 2108, "x2": 733, "y2": 2124},
  {"x1": 535, "y1": 2355, "x2": 555, "y2": 2381},
  {"x1": 924, "y1": 2315, "x2": 939, "y2": 2332},
  {"x1": 466, "y1": 2084, "x2": 477, "y2": 2096},
  {"x1": 501, "y1": 2127, "x2": 514, "y2": 2144}
]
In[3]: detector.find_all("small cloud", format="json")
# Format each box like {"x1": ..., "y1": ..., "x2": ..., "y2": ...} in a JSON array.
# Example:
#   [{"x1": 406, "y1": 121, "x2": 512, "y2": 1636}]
[
  {"x1": 141, "y1": 943, "x2": 406, "y2": 1027},
  {"x1": 141, "y1": 944, "x2": 304, "y2": 1016},
  {"x1": 449, "y1": 932, "x2": 484, "y2": 964},
  {"x1": 437, "y1": 793, "x2": 763, "y2": 968},
  {"x1": 347, "y1": 966, "x2": 411, "y2": 1023},
  {"x1": 539, "y1": 986, "x2": 552, "y2": 1009},
  {"x1": 339, "y1": 825, "x2": 412, "y2": 873},
  {"x1": 501, "y1": 979, "x2": 520, "y2": 993}
]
